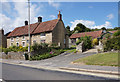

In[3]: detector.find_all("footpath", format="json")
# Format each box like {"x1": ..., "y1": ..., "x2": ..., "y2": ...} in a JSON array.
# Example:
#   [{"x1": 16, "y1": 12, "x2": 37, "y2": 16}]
[{"x1": 0, "y1": 50, "x2": 119, "y2": 80}]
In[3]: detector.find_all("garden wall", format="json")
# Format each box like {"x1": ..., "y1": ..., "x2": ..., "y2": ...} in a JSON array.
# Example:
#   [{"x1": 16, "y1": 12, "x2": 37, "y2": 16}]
[{"x1": 0, "y1": 52, "x2": 26, "y2": 60}]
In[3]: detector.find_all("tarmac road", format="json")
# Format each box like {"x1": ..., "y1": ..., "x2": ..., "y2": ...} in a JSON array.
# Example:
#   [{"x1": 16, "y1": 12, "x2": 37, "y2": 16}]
[{"x1": 2, "y1": 63, "x2": 117, "y2": 80}]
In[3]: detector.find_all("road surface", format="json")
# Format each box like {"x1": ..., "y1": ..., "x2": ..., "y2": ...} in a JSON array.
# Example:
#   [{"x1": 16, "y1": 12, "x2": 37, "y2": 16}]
[{"x1": 2, "y1": 63, "x2": 117, "y2": 80}]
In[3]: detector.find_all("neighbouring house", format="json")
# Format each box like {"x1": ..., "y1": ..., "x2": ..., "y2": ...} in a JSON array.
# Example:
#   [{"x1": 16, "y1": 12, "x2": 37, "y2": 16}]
[
  {"x1": 70, "y1": 30, "x2": 117, "y2": 45},
  {"x1": 0, "y1": 29, "x2": 7, "y2": 48},
  {"x1": 7, "y1": 11, "x2": 69, "y2": 48}
]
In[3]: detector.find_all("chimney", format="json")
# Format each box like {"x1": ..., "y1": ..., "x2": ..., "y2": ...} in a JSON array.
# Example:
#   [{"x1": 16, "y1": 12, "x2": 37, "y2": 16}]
[
  {"x1": 38, "y1": 17, "x2": 42, "y2": 22},
  {"x1": 58, "y1": 11, "x2": 62, "y2": 20},
  {"x1": 0, "y1": 28, "x2": 4, "y2": 35},
  {"x1": 25, "y1": 21, "x2": 28, "y2": 25}
]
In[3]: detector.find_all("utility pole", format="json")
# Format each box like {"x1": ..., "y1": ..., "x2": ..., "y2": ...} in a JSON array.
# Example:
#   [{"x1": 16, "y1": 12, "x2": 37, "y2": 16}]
[{"x1": 28, "y1": 0, "x2": 31, "y2": 59}]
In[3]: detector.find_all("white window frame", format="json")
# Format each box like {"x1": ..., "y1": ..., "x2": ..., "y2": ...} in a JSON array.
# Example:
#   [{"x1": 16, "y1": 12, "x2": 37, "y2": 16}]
[
  {"x1": 10, "y1": 43, "x2": 13, "y2": 46},
  {"x1": 11, "y1": 37, "x2": 14, "y2": 42},
  {"x1": 40, "y1": 33, "x2": 46, "y2": 37},
  {"x1": 22, "y1": 41, "x2": 25, "y2": 47},
  {"x1": 41, "y1": 40, "x2": 45, "y2": 43},
  {"x1": 22, "y1": 36, "x2": 25, "y2": 40},
  {"x1": 33, "y1": 40, "x2": 36, "y2": 44},
  {"x1": 16, "y1": 37, "x2": 19, "y2": 42},
  {"x1": 16, "y1": 42, "x2": 19, "y2": 47}
]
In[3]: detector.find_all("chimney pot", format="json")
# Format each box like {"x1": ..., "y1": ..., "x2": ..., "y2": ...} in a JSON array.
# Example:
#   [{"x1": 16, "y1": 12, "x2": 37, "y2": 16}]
[
  {"x1": 38, "y1": 17, "x2": 42, "y2": 22},
  {"x1": 58, "y1": 11, "x2": 62, "y2": 20},
  {"x1": 25, "y1": 21, "x2": 28, "y2": 25}
]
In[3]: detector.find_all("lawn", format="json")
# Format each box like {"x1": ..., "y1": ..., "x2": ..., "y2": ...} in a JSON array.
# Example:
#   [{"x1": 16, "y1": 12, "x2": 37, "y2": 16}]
[{"x1": 73, "y1": 52, "x2": 119, "y2": 67}]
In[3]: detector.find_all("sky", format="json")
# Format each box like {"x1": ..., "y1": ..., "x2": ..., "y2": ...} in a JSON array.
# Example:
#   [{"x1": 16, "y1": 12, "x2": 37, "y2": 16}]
[{"x1": 0, "y1": 0, "x2": 119, "y2": 34}]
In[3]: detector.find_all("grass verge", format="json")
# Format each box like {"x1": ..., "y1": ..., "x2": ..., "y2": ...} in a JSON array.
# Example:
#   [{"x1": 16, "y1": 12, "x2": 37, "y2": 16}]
[{"x1": 73, "y1": 52, "x2": 119, "y2": 67}]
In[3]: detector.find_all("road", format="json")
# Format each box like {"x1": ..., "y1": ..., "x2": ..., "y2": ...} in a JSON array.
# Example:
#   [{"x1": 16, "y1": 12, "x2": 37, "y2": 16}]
[{"x1": 2, "y1": 63, "x2": 117, "y2": 80}]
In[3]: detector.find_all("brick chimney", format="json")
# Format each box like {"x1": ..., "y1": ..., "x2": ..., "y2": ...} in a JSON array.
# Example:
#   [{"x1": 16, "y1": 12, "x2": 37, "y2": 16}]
[
  {"x1": 25, "y1": 21, "x2": 28, "y2": 25},
  {"x1": 58, "y1": 11, "x2": 62, "y2": 20},
  {"x1": 38, "y1": 17, "x2": 42, "y2": 23}
]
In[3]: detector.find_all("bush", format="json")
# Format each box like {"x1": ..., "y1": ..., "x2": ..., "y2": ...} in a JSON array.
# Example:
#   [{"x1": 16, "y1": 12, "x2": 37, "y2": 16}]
[
  {"x1": 30, "y1": 49, "x2": 65, "y2": 60},
  {"x1": 31, "y1": 43, "x2": 51, "y2": 56},
  {"x1": 113, "y1": 30, "x2": 120, "y2": 36},
  {"x1": 92, "y1": 38, "x2": 98, "y2": 46},
  {"x1": 3, "y1": 48, "x2": 11, "y2": 54},
  {"x1": 103, "y1": 36, "x2": 120, "y2": 51},
  {"x1": 76, "y1": 36, "x2": 92, "y2": 50}
]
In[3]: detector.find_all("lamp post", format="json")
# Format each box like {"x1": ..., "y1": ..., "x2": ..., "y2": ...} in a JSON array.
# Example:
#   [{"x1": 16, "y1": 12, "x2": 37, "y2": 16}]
[{"x1": 28, "y1": 0, "x2": 31, "y2": 59}]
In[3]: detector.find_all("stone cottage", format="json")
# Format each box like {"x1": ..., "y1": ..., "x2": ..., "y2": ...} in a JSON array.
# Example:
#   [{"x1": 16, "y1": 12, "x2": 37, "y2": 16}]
[
  {"x1": 0, "y1": 29, "x2": 7, "y2": 48},
  {"x1": 7, "y1": 11, "x2": 69, "y2": 48}
]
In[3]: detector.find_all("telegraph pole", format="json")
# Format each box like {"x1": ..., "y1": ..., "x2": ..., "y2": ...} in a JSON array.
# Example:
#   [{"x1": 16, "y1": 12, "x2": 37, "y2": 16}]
[{"x1": 28, "y1": 0, "x2": 31, "y2": 59}]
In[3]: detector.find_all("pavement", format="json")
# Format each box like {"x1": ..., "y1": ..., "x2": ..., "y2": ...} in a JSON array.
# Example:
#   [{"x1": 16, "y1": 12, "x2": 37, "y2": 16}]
[{"x1": 0, "y1": 50, "x2": 120, "y2": 80}]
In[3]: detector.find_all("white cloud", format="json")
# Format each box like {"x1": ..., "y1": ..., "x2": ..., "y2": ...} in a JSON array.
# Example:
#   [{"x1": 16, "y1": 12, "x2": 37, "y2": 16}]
[
  {"x1": 70, "y1": 20, "x2": 95, "y2": 30},
  {"x1": 107, "y1": 14, "x2": 114, "y2": 20},
  {"x1": 70, "y1": 20, "x2": 112, "y2": 30},
  {"x1": 91, "y1": 21, "x2": 112, "y2": 29},
  {"x1": 1, "y1": 1, "x2": 43, "y2": 33},
  {"x1": 48, "y1": 0, "x2": 60, "y2": 9},
  {"x1": 49, "y1": 15, "x2": 56, "y2": 19}
]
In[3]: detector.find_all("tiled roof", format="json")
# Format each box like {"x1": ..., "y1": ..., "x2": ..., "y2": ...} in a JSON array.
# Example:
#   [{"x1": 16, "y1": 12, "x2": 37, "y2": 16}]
[
  {"x1": 70, "y1": 30, "x2": 103, "y2": 39},
  {"x1": 7, "y1": 19, "x2": 59, "y2": 37},
  {"x1": 33, "y1": 19, "x2": 58, "y2": 34},
  {"x1": 109, "y1": 30, "x2": 117, "y2": 33}
]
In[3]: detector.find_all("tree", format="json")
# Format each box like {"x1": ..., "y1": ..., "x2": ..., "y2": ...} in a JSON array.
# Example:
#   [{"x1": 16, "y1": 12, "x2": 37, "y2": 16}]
[
  {"x1": 73, "y1": 23, "x2": 91, "y2": 33},
  {"x1": 114, "y1": 27, "x2": 120, "y2": 30},
  {"x1": 66, "y1": 26, "x2": 72, "y2": 36},
  {"x1": 101, "y1": 27, "x2": 106, "y2": 30}
]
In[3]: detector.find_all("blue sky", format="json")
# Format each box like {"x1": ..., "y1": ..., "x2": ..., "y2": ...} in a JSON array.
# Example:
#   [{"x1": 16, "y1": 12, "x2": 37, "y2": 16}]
[{"x1": 0, "y1": 0, "x2": 119, "y2": 33}]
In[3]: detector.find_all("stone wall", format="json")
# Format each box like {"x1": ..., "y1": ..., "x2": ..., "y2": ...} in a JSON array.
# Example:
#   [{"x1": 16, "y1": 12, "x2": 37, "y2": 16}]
[
  {"x1": 0, "y1": 52, "x2": 26, "y2": 60},
  {"x1": 76, "y1": 41, "x2": 85, "y2": 52},
  {"x1": 52, "y1": 20, "x2": 69, "y2": 48}
]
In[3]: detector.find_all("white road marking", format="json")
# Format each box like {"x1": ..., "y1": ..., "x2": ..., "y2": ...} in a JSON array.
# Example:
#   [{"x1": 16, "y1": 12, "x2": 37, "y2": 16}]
[{"x1": 0, "y1": 79, "x2": 2, "y2": 82}]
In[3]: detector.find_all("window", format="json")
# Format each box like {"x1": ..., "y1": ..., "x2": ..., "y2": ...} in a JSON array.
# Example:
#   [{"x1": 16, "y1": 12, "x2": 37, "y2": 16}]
[
  {"x1": 16, "y1": 42, "x2": 19, "y2": 47},
  {"x1": 33, "y1": 40, "x2": 36, "y2": 44},
  {"x1": 22, "y1": 42, "x2": 25, "y2": 47},
  {"x1": 11, "y1": 37, "x2": 14, "y2": 41},
  {"x1": 16, "y1": 37, "x2": 19, "y2": 41},
  {"x1": 27, "y1": 40, "x2": 29, "y2": 43},
  {"x1": 11, "y1": 43, "x2": 13, "y2": 46},
  {"x1": 64, "y1": 39, "x2": 66, "y2": 44},
  {"x1": 40, "y1": 33, "x2": 45, "y2": 36},
  {"x1": 41, "y1": 40, "x2": 45, "y2": 43},
  {"x1": 22, "y1": 36, "x2": 25, "y2": 40}
]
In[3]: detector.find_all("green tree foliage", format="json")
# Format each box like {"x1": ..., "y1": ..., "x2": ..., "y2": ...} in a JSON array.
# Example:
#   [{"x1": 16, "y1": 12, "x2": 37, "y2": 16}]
[
  {"x1": 101, "y1": 27, "x2": 106, "y2": 30},
  {"x1": 114, "y1": 27, "x2": 120, "y2": 30},
  {"x1": 66, "y1": 26, "x2": 72, "y2": 36},
  {"x1": 113, "y1": 30, "x2": 120, "y2": 36},
  {"x1": 76, "y1": 36, "x2": 92, "y2": 50},
  {"x1": 103, "y1": 36, "x2": 120, "y2": 51},
  {"x1": 73, "y1": 23, "x2": 91, "y2": 33}
]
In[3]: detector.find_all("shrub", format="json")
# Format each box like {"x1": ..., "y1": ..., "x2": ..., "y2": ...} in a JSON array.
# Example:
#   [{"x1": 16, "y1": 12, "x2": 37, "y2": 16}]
[
  {"x1": 30, "y1": 49, "x2": 65, "y2": 60},
  {"x1": 76, "y1": 36, "x2": 92, "y2": 50},
  {"x1": 113, "y1": 30, "x2": 120, "y2": 36},
  {"x1": 92, "y1": 38, "x2": 98, "y2": 46},
  {"x1": 103, "y1": 36, "x2": 120, "y2": 51},
  {"x1": 3, "y1": 48, "x2": 11, "y2": 54}
]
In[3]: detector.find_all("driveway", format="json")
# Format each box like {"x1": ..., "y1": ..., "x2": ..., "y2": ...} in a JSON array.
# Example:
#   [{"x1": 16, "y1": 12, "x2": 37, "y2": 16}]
[{"x1": 23, "y1": 51, "x2": 97, "y2": 67}]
